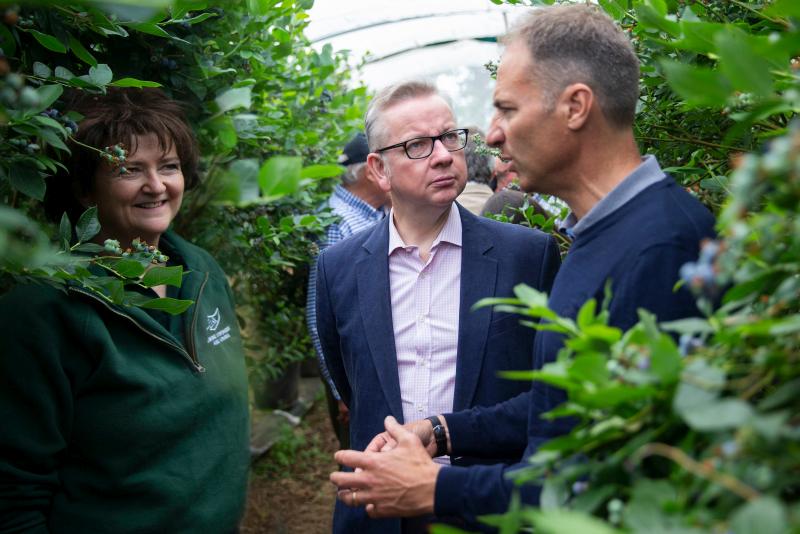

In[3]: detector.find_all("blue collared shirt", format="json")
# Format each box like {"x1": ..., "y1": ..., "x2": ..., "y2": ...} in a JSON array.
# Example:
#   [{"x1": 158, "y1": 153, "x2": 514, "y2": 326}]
[{"x1": 306, "y1": 185, "x2": 386, "y2": 399}]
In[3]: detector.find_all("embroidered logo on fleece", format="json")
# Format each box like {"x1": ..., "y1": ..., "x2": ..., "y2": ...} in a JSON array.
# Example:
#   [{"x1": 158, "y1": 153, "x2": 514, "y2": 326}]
[{"x1": 206, "y1": 307, "x2": 231, "y2": 346}]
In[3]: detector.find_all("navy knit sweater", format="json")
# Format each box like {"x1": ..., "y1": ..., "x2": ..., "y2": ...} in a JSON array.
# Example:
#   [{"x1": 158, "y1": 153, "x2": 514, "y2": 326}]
[{"x1": 436, "y1": 177, "x2": 716, "y2": 522}]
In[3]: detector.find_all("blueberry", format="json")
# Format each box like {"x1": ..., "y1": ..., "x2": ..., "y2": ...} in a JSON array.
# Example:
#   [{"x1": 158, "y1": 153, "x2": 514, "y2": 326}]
[
  {"x1": 571, "y1": 481, "x2": 589, "y2": 495},
  {"x1": 19, "y1": 87, "x2": 40, "y2": 107},
  {"x1": 6, "y1": 73, "x2": 24, "y2": 89}
]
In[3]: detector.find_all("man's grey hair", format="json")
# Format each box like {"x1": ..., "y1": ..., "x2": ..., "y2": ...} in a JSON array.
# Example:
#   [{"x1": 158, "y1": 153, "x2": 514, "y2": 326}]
[
  {"x1": 365, "y1": 80, "x2": 445, "y2": 152},
  {"x1": 464, "y1": 128, "x2": 492, "y2": 185},
  {"x1": 341, "y1": 162, "x2": 366, "y2": 186},
  {"x1": 506, "y1": 4, "x2": 640, "y2": 128}
]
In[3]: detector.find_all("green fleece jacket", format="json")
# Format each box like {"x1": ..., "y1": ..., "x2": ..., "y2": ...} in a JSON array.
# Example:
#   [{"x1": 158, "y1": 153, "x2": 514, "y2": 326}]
[{"x1": 0, "y1": 231, "x2": 249, "y2": 534}]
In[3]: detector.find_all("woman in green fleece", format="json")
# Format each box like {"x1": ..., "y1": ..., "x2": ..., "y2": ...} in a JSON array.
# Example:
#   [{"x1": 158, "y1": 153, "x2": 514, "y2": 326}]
[{"x1": 0, "y1": 89, "x2": 250, "y2": 533}]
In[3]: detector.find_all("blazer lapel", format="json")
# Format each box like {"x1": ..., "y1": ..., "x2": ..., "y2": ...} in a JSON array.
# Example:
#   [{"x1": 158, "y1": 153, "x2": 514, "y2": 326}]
[
  {"x1": 453, "y1": 206, "x2": 497, "y2": 411},
  {"x1": 355, "y1": 217, "x2": 405, "y2": 420}
]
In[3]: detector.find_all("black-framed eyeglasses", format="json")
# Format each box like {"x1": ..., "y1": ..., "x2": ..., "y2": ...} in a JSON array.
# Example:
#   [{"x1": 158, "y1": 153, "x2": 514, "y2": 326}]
[{"x1": 375, "y1": 128, "x2": 469, "y2": 160}]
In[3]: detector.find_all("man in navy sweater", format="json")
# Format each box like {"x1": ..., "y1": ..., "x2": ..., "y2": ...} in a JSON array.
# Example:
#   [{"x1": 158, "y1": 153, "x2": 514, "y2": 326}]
[{"x1": 330, "y1": 4, "x2": 715, "y2": 525}]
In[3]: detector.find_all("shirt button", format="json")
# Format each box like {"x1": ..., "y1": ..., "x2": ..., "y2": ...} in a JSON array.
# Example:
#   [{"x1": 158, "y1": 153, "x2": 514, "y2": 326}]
[{"x1": 417, "y1": 315, "x2": 426, "y2": 324}]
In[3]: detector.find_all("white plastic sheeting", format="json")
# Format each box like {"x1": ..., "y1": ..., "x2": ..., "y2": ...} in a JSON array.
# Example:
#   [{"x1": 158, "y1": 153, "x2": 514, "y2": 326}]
[{"x1": 306, "y1": 0, "x2": 533, "y2": 129}]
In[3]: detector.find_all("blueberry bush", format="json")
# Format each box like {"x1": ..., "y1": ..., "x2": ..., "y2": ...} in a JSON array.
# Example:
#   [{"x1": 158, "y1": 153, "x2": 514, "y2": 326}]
[
  {"x1": 462, "y1": 1, "x2": 800, "y2": 533},
  {"x1": 0, "y1": 0, "x2": 365, "y2": 380}
]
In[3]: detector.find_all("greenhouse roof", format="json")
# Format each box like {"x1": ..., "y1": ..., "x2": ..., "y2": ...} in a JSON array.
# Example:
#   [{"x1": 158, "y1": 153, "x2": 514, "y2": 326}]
[{"x1": 306, "y1": 0, "x2": 533, "y2": 129}]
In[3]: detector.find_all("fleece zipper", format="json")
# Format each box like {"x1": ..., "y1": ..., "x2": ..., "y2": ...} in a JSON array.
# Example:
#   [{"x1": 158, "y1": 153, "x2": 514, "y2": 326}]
[{"x1": 68, "y1": 286, "x2": 206, "y2": 373}]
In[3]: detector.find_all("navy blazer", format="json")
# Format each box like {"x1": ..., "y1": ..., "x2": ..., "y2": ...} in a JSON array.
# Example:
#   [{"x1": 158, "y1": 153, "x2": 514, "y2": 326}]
[{"x1": 316, "y1": 204, "x2": 561, "y2": 534}]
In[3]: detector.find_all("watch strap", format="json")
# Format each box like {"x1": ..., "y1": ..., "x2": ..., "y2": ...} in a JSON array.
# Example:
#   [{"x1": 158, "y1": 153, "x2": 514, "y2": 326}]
[{"x1": 425, "y1": 415, "x2": 448, "y2": 457}]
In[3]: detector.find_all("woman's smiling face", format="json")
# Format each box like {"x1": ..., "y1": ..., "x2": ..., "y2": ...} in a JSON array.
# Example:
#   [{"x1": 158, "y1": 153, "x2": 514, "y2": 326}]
[{"x1": 85, "y1": 133, "x2": 184, "y2": 248}]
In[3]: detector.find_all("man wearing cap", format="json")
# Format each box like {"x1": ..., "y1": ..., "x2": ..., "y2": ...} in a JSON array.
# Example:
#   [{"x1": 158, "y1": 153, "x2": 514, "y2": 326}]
[
  {"x1": 315, "y1": 81, "x2": 561, "y2": 533},
  {"x1": 306, "y1": 132, "x2": 390, "y2": 449}
]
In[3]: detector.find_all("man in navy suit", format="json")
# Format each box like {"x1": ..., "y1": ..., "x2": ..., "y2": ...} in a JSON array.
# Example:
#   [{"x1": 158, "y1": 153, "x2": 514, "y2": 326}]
[
  {"x1": 315, "y1": 80, "x2": 560, "y2": 533},
  {"x1": 329, "y1": 4, "x2": 715, "y2": 528}
]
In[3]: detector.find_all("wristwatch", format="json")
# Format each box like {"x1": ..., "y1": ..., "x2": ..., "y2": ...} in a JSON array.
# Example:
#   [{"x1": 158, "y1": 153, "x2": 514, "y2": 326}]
[{"x1": 425, "y1": 415, "x2": 448, "y2": 457}]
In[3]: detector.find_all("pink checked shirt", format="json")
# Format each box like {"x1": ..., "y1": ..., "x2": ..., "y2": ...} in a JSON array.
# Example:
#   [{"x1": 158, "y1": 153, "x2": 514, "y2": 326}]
[{"x1": 388, "y1": 204, "x2": 462, "y2": 464}]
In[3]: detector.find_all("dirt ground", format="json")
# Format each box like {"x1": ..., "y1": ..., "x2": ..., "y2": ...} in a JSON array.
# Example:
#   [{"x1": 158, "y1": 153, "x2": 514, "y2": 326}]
[{"x1": 241, "y1": 396, "x2": 339, "y2": 534}]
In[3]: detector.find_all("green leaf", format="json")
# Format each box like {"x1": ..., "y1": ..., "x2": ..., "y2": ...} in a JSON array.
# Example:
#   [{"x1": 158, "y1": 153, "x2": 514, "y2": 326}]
[
  {"x1": 540, "y1": 477, "x2": 569, "y2": 510},
  {"x1": 624, "y1": 479, "x2": 678, "y2": 531},
  {"x1": 581, "y1": 324, "x2": 622, "y2": 344},
  {"x1": 676, "y1": 20, "x2": 725, "y2": 55},
  {"x1": 660, "y1": 317, "x2": 714, "y2": 335},
  {"x1": 246, "y1": 0, "x2": 274, "y2": 15},
  {"x1": 715, "y1": 28, "x2": 773, "y2": 97},
  {"x1": 0, "y1": 20, "x2": 16, "y2": 58},
  {"x1": 758, "y1": 378, "x2": 800, "y2": 411},
  {"x1": 68, "y1": 34, "x2": 98, "y2": 66},
  {"x1": 215, "y1": 86, "x2": 252, "y2": 113},
  {"x1": 300, "y1": 164, "x2": 344, "y2": 180},
  {"x1": 109, "y1": 77, "x2": 162, "y2": 88},
  {"x1": 210, "y1": 116, "x2": 237, "y2": 150},
  {"x1": 73, "y1": 243, "x2": 104, "y2": 254},
  {"x1": 569, "y1": 354, "x2": 609, "y2": 385},
  {"x1": 730, "y1": 497, "x2": 788, "y2": 534},
  {"x1": 59, "y1": 212, "x2": 71, "y2": 250},
  {"x1": 769, "y1": 315, "x2": 800, "y2": 335},
  {"x1": 31, "y1": 85, "x2": 64, "y2": 116},
  {"x1": 126, "y1": 22, "x2": 172, "y2": 39},
  {"x1": 141, "y1": 265, "x2": 184, "y2": 288},
  {"x1": 75, "y1": 206, "x2": 101, "y2": 243},
  {"x1": 513, "y1": 283, "x2": 549, "y2": 309},
  {"x1": 673, "y1": 359, "x2": 722, "y2": 418},
  {"x1": 764, "y1": 0, "x2": 800, "y2": 17},
  {"x1": 33, "y1": 61, "x2": 52, "y2": 78},
  {"x1": 28, "y1": 30, "x2": 67, "y2": 53},
  {"x1": 660, "y1": 60, "x2": 732, "y2": 107},
  {"x1": 685, "y1": 398, "x2": 753, "y2": 432},
  {"x1": 576, "y1": 298, "x2": 597, "y2": 329},
  {"x1": 578, "y1": 385, "x2": 655, "y2": 409},
  {"x1": 229, "y1": 158, "x2": 260, "y2": 202},
  {"x1": 635, "y1": 4, "x2": 680, "y2": 36},
  {"x1": 39, "y1": 128, "x2": 69, "y2": 152},
  {"x1": 258, "y1": 156, "x2": 302, "y2": 199},
  {"x1": 179, "y1": 12, "x2": 217, "y2": 25},
  {"x1": 88, "y1": 64, "x2": 113, "y2": 86},
  {"x1": 525, "y1": 509, "x2": 622, "y2": 534},
  {"x1": 8, "y1": 163, "x2": 45, "y2": 200},
  {"x1": 138, "y1": 297, "x2": 193, "y2": 315},
  {"x1": 102, "y1": 258, "x2": 147, "y2": 278},
  {"x1": 54, "y1": 66, "x2": 75, "y2": 80},
  {"x1": 648, "y1": 334, "x2": 681, "y2": 384}
]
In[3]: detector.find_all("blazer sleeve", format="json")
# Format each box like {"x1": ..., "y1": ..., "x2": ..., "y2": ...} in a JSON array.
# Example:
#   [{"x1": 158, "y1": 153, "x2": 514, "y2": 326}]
[{"x1": 315, "y1": 250, "x2": 352, "y2": 407}]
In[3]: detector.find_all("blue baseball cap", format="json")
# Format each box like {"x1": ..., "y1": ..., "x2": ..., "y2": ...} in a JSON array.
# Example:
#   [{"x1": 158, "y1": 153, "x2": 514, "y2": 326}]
[{"x1": 338, "y1": 132, "x2": 369, "y2": 166}]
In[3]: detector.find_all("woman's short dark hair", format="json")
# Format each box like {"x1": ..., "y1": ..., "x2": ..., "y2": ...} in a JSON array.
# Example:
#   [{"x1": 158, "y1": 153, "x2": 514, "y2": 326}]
[{"x1": 44, "y1": 87, "x2": 200, "y2": 223}]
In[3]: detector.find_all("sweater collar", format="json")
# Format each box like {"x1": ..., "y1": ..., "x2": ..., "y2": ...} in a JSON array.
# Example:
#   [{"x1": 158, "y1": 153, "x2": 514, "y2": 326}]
[{"x1": 562, "y1": 155, "x2": 666, "y2": 238}]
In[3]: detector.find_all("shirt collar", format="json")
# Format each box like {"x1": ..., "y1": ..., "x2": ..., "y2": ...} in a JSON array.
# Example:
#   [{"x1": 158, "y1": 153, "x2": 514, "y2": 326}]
[
  {"x1": 561, "y1": 155, "x2": 666, "y2": 237},
  {"x1": 388, "y1": 203, "x2": 462, "y2": 255},
  {"x1": 331, "y1": 184, "x2": 385, "y2": 219}
]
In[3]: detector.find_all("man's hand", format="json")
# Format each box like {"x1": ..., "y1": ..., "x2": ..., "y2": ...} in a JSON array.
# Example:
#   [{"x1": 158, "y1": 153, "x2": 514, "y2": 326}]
[
  {"x1": 364, "y1": 417, "x2": 438, "y2": 456},
  {"x1": 330, "y1": 416, "x2": 442, "y2": 518}
]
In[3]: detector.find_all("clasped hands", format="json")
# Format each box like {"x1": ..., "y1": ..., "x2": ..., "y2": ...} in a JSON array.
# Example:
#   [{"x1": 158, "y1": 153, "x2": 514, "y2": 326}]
[{"x1": 330, "y1": 415, "x2": 442, "y2": 518}]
